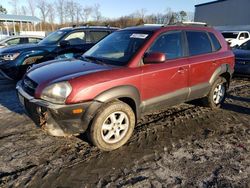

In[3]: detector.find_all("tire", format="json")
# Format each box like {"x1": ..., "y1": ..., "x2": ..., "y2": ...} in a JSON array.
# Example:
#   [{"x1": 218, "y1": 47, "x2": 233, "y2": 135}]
[
  {"x1": 89, "y1": 101, "x2": 135, "y2": 151},
  {"x1": 203, "y1": 77, "x2": 228, "y2": 109}
]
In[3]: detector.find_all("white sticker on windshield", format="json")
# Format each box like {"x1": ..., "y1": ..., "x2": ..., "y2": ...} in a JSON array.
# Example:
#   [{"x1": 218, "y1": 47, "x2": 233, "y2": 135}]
[{"x1": 130, "y1": 34, "x2": 148, "y2": 39}]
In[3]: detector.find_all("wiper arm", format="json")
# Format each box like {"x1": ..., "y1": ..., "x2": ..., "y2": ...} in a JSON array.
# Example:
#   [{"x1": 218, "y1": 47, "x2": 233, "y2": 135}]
[{"x1": 82, "y1": 56, "x2": 106, "y2": 65}]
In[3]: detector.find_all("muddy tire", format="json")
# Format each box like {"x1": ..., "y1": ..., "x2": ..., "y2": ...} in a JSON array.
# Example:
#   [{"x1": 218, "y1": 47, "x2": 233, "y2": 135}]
[
  {"x1": 203, "y1": 77, "x2": 228, "y2": 109},
  {"x1": 89, "y1": 101, "x2": 135, "y2": 151}
]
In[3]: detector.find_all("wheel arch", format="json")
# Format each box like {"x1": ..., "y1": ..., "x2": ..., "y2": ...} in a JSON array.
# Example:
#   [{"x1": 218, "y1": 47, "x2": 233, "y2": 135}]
[
  {"x1": 94, "y1": 85, "x2": 142, "y2": 119},
  {"x1": 209, "y1": 64, "x2": 233, "y2": 86}
]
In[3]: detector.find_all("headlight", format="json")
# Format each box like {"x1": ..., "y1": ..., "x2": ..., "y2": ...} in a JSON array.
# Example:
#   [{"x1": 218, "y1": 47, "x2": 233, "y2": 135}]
[
  {"x1": 1, "y1": 53, "x2": 20, "y2": 61},
  {"x1": 41, "y1": 82, "x2": 72, "y2": 104}
]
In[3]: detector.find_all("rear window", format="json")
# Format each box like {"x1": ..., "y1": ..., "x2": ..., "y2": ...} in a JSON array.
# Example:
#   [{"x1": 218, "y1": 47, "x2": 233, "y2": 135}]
[
  {"x1": 186, "y1": 31, "x2": 212, "y2": 56},
  {"x1": 222, "y1": 32, "x2": 238, "y2": 39},
  {"x1": 209, "y1": 33, "x2": 221, "y2": 51}
]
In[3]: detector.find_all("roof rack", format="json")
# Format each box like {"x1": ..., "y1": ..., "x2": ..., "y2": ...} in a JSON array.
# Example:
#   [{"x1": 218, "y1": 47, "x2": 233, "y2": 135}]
[{"x1": 173, "y1": 21, "x2": 209, "y2": 27}]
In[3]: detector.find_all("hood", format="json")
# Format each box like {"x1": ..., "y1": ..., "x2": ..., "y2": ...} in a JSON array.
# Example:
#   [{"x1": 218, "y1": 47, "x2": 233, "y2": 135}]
[
  {"x1": 0, "y1": 43, "x2": 55, "y2": 54},
  {"x1": 26, "y1": 58, "x2": 115, "y2": 84},
  {"x1": 233, "y1": 49, "x2": 250, "y2": 60}
]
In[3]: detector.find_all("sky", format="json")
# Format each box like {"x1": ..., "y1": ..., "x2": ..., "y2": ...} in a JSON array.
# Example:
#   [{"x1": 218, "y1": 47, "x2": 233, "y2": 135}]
[{"x1": 1, "y1": 0, "x2": 212, "y2": 19}]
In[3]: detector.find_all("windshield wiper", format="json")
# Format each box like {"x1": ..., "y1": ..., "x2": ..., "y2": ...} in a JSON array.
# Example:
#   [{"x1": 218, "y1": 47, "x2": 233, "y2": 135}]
[{"x1": 82, "y1": 56, "x2": 107, "y2": 65}]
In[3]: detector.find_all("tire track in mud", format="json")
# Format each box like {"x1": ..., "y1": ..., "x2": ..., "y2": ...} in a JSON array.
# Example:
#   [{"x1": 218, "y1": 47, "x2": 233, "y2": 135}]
[{"x1": 0, "y1": 78, "x2": 249, "y2": 187}]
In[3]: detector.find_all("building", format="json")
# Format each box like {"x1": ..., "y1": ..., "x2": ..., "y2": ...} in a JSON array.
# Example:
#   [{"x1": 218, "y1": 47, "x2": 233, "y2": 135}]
[
  {"x1": 194, "y1": 0, "x2": 250, "y2": 31},
  {"x1": 0, "y1": 14, "x2": 42, "y2": 39}
]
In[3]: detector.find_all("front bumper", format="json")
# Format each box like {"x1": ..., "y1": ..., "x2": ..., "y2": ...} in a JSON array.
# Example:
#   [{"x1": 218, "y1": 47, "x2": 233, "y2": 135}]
[{"x1": 16, "y1": 82, "x2": 103, "y2": 136}]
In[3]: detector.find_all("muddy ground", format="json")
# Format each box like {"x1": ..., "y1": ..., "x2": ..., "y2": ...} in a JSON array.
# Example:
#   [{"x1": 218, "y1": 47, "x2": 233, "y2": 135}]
[{"x1": 0, "y1": 74, "x2": 249, "y2": 188}]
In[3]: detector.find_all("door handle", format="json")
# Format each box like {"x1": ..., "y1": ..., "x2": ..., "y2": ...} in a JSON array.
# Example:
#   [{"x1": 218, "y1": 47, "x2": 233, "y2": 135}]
[
  {"x1": 178, "y1": 67, "x2": 186, "y2": 74},
  {"x1": 212, "y1": 61, "x2": 217, "y2": 66}
]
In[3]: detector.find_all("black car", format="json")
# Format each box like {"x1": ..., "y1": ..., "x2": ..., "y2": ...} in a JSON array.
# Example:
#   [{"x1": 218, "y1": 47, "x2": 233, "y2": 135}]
[
  {"x1": 0, "y1": 26, "x2": 118, "y2": 80},
  {"x1": 233, "y1": 40, "x2": 250, "y2": 77}
]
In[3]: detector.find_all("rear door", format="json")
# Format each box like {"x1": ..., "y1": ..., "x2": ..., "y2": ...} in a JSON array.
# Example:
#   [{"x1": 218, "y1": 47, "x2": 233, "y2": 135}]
[
  {"x1": 185, "y1": 30, "x2": 217, "y2": 100},
  {"x1": 141, "y1": 31, "x2": 189, "y2": 112}
]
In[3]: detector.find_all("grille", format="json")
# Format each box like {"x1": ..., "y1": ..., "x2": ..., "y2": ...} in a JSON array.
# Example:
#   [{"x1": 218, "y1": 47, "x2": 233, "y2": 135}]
[{"x1": 22, "y1": 76, "x2": 38, "y2": 96}]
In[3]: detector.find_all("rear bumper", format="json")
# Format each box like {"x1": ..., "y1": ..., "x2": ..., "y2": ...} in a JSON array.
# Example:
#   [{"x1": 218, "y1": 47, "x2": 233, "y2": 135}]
[{"x1": 16, "y1": 82, "x2": 102, "y2": 136}]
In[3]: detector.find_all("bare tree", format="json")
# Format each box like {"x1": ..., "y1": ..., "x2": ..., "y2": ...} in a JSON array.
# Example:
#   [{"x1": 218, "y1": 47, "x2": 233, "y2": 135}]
[
  {"x1": 75, "y1": 3, "x2": 82, "y2": 25},
  {"x1": 47, "y1": 3, "x2": 55, "y2": 30},
  {"x1": 82, "y1": 6, "x2": 93, "y2": 23},
  {"x1": 9, "y1": 0, "x2": 19, "y2": 15},
  {"x1": 56, "y1": 0, "x2": 65, "y2": 24},
  {"x1": 27, "y1": 0, "x2": 36, "y2": 16},
  {"x1": 65, "y1": 0, "x2": 76, "y2": 24},
  {"x1": 92, "y1": 4, "x2": 102, "y2": 21},
  {"x1": 37, "y1": 0, "x2": 49, "y2": 23},
  {"x1": 134, "y1": 8, "x2": 147, "y2": 21},
  {"x1": 21, "y1": 5, "x2": 28, "y2": 15}
]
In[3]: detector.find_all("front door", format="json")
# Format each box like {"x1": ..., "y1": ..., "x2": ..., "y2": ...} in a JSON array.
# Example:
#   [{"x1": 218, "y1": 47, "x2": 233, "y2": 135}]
[{"x1": 141, "y1": 31, "x2": 189, "y2": 112}]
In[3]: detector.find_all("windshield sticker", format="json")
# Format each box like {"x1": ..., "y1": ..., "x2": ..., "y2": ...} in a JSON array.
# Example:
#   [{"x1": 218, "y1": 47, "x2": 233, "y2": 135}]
[{"x1": 130, "y1": 34, "x2": 148, "y2": 39}]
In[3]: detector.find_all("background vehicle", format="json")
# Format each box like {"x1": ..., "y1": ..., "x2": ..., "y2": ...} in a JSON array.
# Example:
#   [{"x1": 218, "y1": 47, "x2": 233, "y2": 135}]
[
  {"x1": 222, "y1": 31, "x2": 250, "y2": 47},
  {"x1": 17, "y1": 24, "x2": 234, "y2": 151},
  {"x1": 0, "y1": 35, "x2": 43, "y2": 48},
  {"x1": 233, "y1": 40, "x2": 250, "y2": 77},
  {"x1": 0, "y1": 26, "x2": 118, "y2": 80}
]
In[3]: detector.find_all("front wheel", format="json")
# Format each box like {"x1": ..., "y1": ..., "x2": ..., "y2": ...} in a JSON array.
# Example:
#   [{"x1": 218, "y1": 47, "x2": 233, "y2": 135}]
[
  {"x1": 203, "y1": 77, "x2": 228, "y2": 109},
  {"x1": 89, "y1": 101, "x2": 135, "y2": 151}
]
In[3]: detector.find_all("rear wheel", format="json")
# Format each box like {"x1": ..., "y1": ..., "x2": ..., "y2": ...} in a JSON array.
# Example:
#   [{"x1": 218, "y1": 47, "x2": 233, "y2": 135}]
[
  {"x1": 203, "y1": 77, "x2": 228, "y2": 109},
  {"x1": 89, "y1": 101, "x2": 135, "y2": 151}
]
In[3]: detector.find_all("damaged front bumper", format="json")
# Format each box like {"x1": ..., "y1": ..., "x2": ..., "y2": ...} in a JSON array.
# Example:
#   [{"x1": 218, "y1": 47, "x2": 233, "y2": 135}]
[{"x1": 16, "y1": 82, "x2": 103, "y2": 136}]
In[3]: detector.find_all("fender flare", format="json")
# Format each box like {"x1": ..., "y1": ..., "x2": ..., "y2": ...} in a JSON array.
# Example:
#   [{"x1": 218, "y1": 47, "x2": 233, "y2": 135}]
[
  {"x1": 94, "y1": 85, "x2": 142, "y2": 118},
  {"x1": 209, "y1": 64, "x2": 233, "y2": 85}
]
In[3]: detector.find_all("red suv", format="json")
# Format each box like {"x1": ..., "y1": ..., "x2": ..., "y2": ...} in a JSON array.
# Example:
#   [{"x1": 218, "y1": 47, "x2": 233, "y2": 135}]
[{"x1": 17, "y1": 24, "x2": 235, "y2": 151}]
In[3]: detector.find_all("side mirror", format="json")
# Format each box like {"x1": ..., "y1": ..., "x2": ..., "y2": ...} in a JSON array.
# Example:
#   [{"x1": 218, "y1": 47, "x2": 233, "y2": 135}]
[
  {"x1": 59, "y1": 40, "x2": 70, "y2": 48},
  {"x1": 239, "y1": 37, "x2": 245, "y2": 40},
  {"x1": 143, "y1": 52, "x2": 166, "y2": 64}
]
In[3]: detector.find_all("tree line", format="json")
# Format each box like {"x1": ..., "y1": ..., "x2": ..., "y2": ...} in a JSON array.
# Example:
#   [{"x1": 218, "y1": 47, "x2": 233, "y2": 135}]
[{"x1": 1, "y1": 0, "x2": 193, "y2": 31}]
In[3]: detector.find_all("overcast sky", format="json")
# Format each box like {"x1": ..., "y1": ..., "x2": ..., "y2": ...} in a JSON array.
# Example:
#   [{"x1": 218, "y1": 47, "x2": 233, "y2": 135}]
[{"x1": 1, "y1": 0, "x2": 212, "y2": 18}]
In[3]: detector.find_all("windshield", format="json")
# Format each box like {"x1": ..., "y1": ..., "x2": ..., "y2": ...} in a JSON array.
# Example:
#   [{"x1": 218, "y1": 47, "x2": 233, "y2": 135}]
[
  {"x1": 39, "y1": 30, "x2": 67, "y2": 45},
  {"x1": 83, "y1": 31, "x2": 152, "y2": 66},
  {"x1": 237, "y1": 40, "x2": 250, "y2": 50},
  {"x1": 222, "y1": 32, "x2": 238, "y2": 39}
]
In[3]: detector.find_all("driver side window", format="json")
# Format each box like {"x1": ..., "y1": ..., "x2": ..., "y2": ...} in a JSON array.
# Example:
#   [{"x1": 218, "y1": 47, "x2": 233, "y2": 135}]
[
  {"x1": 148, "y1": 31, "x2": 183, "y2": 60},
  {"x1": 64, "y1": 31, "x2": 86, "y2": 45}
]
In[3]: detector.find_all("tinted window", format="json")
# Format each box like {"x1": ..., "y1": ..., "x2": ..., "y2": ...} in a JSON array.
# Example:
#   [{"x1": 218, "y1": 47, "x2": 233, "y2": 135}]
[
  {"x1": 209, "y1": 33, "x2": 221, "y2": 51},
  {"x1": 65, "y1": 31, "x2": 86, "y2": 45},
  {"x1": 19, "y1": 38, "x2": 29, "y2": 44},
  {"x1": 222, "y1": 32, "x2": 238, "y2": 39},
  {"x1": 6, "y1": 38, "x2": 20, "y2": 45},
  {"x1": 148, "y1": 31, "x2": 183, "y2": 59},
  {"x1": 90, "y1": 31, "x2": 109, "y2": 43},
  {"x1": 187, "y1": 31, "x2": 212, "y2": 56}
]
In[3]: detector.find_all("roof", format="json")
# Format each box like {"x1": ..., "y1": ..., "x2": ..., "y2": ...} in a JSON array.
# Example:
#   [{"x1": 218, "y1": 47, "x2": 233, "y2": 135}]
[
  {"x1": 195, "y1": 0, "x2": 228, "y2": 7},
  {"x1": 0, "y1": 14, "x2": 40, "y2": 22},
  {"x1": 59, "y1": 26, "x2": 119, "y2": 32}
]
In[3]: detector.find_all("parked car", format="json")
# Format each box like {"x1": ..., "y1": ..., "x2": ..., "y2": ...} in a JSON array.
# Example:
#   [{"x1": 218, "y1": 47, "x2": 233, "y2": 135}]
[
  {"x1": 0, "y1": 26, "x2": 118, "y2": 80},
  {"x1": 221, "y1": 31, "x2": 250, "y2": 47},
  {"x1": 0, "y1": 35, "x2": 43, "y2": 48},
  {"x1": 17, "y1": 24, "x2": 235, "y2": 151},
  {"x1": 233, "y1": 39, "x2": 250, "y2": 77}
]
